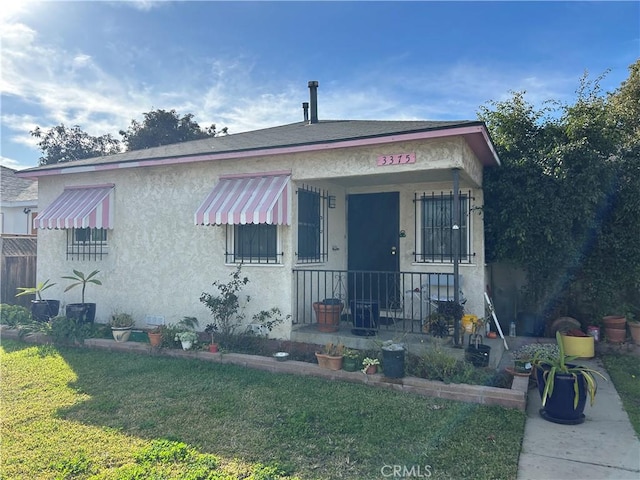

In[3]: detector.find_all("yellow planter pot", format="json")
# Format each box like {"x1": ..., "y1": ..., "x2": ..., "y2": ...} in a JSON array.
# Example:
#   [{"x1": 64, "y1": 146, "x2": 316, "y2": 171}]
[
  {"x1": 461, "y1": 314, "x2": 478, "y2": 333},
  {"x1": 560, "y1": 334, "x2": 595, "y2": 359}
]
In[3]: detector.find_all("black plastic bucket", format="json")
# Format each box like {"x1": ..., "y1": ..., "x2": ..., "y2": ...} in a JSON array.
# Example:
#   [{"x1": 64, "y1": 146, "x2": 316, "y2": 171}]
[{"x1": 465, "y1": 335, "x2": 491, "y2": 367}]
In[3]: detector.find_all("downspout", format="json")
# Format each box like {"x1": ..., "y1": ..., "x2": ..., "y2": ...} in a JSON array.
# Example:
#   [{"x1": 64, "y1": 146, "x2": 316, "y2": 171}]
[{"x1": 452, "y1": 168, "x2": 461, "y2": 346}]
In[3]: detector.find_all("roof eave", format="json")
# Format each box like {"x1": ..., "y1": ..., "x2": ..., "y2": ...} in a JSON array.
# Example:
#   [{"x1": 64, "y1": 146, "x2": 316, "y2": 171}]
[{"x1": 16, "y1": 123, "x2": 500, "y2": 178}]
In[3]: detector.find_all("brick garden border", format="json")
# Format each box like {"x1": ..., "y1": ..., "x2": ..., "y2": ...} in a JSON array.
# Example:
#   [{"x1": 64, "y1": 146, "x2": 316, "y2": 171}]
[{"x1": 2, "y1": 329, "x2": 529, "y2": 411}]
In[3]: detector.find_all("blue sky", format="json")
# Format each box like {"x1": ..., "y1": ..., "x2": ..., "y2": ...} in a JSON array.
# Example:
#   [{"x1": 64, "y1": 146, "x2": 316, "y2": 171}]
[{"x1": 1, "y1": 1, "x2": 638, "y2": 170}]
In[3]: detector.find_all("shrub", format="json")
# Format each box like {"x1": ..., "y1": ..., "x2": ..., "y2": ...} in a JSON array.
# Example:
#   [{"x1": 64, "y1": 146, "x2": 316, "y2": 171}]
[
  {"x1": 50, "y1": 316, "x2": 96, "y2": 344},
  {"x1": 200, "y1": 265, "x2": 250, "y2": 336},
  {"x1": 0, "y1": 304, "x2": 32, "y2": 326}
]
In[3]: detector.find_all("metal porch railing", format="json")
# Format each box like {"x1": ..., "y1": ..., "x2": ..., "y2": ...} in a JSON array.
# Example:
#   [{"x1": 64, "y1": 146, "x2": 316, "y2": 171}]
[{"x1": 293, "y1": 269, "x2": 464, "y2": 335}]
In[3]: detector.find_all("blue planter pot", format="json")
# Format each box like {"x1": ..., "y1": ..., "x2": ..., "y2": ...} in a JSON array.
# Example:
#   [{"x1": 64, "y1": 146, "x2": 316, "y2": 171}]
[{"x1": 536, "y1": 366, "x2": 587, "y2": 425}]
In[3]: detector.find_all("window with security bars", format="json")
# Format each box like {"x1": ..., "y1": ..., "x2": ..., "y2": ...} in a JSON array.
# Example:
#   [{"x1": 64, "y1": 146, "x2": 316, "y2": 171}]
[
  {"x1": 67, "y1": 228, "x2": 108, "y2": 260},
  {"x1": 297, "y1": 185, "x2": 329, "y2": 263},
  {"x1": 414, "y1": 192, "x2": 474, "y2": 263},
  {"x1": 226, "y1": 224, "x2": 282, "y2": 264}
]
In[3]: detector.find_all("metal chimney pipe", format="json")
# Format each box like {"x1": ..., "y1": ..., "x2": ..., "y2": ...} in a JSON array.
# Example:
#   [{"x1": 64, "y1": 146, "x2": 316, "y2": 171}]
[
  {"x1": 302, "y1": 102, "x2": 309, "y2": 122},
  {"x1": 308, "y1": 81, "x2": 318, "y2": 124}
]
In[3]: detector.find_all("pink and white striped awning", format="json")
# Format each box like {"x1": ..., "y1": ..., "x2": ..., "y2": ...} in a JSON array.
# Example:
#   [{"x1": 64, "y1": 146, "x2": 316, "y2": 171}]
[
  {"x1": 35, "y1": 184, "x2": 115, "y2": 230},
  {"x1": 195, "y1": 172, "x2": 291, "y2": 225}
]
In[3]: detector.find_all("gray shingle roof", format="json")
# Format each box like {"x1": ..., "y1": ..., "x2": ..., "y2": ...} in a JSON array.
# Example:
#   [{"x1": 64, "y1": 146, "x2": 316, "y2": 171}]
[
  {"x1": 1, "y1": 166, "x2": 38, "y2": 202},
  {"x1": 1, "y1": 236, "x2": 37, "y2": 256},
  {"x1": 22, "y1": 119, "x2": 482, "y2": 172}
]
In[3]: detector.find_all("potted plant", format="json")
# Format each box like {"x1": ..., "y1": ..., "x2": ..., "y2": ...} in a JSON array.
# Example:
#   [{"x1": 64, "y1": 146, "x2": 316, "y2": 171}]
[
  {"x1": 110, "y1": 312, "x2": 134, "y2": 342},
  {"x1": 560, "y1": 328, "x2": 594, "y2": 358},
  {"x1": 175, "y1": 331, "x2": 197, "y2": 350},
  {"x1": 624, "y1": 304, "x2": 640, "y2": 345},
  {"x1": 628, "y1": 314, "x2": 640, "y2": 345},
  {"x1": 315, "y1": 342, "x2": 344, "y2": 370},
  {"x1": 361, "y1": 357, "x2": 380, "y2": 374},
  {"x1": 602, "y1": 314, "x2": 627, "y2": 343},
  {"x1": 511, "y1": 347, "x2": 534, "y2": 375},
  {"x1": 312, "y1": 298, "x2": 343, "y2": 332},
  {"x1": 204, "y1": 323, "x2": 219, "y2": 352},
  {"x1": 532, "y1": 331, "x2": 607, "y2": 425},
  {"x1": 174, "y1": 316, "x2": 199, "y2": 350},
  {"x1": 15, "y1": 279, "x2": 60, "y2": 322},
  {"x1": 342, "y1": 348, "x2": 360, "y2": 372},
  {"x1": 147, "y1": 325, "x2": 163, "y2": 348},
  {"x1": 62, "y1": 269, "x2": 102, "y2": 323}
]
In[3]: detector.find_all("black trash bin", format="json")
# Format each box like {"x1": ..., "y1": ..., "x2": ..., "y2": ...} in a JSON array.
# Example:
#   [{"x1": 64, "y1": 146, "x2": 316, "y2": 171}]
[
  {"x1": 350, "y1": 300, "x2": 378, "y2": 336},
  {"x1": 382, "y1": 345, "x2": 406, "y2": 378}
]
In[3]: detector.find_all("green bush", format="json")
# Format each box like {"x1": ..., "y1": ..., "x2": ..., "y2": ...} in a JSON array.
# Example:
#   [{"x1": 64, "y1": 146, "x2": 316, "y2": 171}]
[
  {"x1": 0, "y1": 304, "x2": 32, "y2": 326},
  {"x1": 50, "y1": 316, "x2": 96, "y2": 345}
]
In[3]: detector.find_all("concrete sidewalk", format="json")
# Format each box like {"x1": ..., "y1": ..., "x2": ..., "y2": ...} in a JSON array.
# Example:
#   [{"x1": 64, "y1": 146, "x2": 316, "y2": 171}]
[{"x1": 517, "y1": 357, "x2": 640, "y2": 479}]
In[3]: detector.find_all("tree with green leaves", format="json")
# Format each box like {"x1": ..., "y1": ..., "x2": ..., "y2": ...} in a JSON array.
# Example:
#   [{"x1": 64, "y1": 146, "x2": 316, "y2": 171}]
[
  {"x1": 119, "y1": 109, "x2": 227, "y2": 151},
  {"x1": 481, "y1": 60, "x2": 640, "y2": 322},
  {"x1": 31, "y1": 124, "x2": 121, "y2": 166}
]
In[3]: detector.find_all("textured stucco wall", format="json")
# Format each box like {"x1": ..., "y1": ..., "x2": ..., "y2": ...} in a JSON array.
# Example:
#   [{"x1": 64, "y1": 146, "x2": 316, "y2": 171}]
[{"x1": 35, "y1": 135, "x2": 490, "y2": 337}]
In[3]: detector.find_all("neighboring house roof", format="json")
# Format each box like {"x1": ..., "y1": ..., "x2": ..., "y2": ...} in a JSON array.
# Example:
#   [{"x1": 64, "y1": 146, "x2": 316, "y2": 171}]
[
  {"x1": 1, "y1": 165, "x2": 38, "y2": 203},
  {"x1": 17, "y1": 119, "x2": 500, "y2": 178},
  {"x1": 1, "y1": 236, "x2": 37, "y2": 256}
]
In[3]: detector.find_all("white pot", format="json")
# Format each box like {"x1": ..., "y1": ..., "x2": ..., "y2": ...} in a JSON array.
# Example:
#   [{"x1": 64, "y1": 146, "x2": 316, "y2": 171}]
[
  {"x1": 112, "y1": 327, "x2": 132, "y2": 343},
  {"x1": 180, "y1": 340, "x2": 193, "y2": 350}
]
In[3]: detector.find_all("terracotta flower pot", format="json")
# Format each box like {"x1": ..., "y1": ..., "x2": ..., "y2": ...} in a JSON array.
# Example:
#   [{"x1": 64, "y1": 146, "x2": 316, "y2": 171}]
[
  {"x1": 315, "y1": 352, "x2": 343, "y2": 370},
  {"x1": 605, "y1": 327, "x2": 627, "y2": 343},
  {"x1": 208, "y1": 343, "x2": 219, "y2": 353},
  {"x1": 148, "y1": 331, "x2": 162, "y2": 347},
  {"x1": 602, "y1": 315, "x2": 627, "y2": 329},
  {"x1": 364, "y1": 365, "x2": 377, "y2": 375},
  {"x1": 627, "y1": 322, "x2": 640, "y2": 346},
  {"x1": 313, "y1": 301, "x2": 342, "y2": 332}
]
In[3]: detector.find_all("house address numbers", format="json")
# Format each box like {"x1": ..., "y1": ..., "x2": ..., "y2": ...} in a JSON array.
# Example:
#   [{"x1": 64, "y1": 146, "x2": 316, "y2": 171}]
[{"x1": 377, "y1": 152, "x2": 416, "y2": 166}]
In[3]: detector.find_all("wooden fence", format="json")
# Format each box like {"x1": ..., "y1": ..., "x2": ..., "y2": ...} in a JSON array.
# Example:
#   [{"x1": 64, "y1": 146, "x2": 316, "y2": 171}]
[{"x1": 1, "y1": 236, "x2": 37, "y2": 309}]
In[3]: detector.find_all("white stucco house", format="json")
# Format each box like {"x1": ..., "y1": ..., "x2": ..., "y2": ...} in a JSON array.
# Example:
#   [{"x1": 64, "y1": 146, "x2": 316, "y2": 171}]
[{"x1": 17, "y1": 82, "x2": 500, "y2": 340}]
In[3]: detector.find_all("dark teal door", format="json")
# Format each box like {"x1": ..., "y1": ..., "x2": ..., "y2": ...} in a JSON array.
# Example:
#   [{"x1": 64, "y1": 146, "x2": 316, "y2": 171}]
[{"x1": 347, "y1": 192, "x2": 400, "y2": 309}]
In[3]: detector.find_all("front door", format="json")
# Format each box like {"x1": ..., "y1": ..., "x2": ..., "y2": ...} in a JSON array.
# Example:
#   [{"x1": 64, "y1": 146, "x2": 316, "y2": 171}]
[{"x1": 347, "y1": 192, "x2": 400, "y2": 309}]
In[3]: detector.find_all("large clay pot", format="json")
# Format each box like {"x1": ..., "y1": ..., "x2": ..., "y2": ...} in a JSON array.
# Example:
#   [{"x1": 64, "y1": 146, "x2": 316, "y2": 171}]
[
  {"x1": 315, "y1": 352, "x2": 343, "y2": 370},
  {"x1": 603, "y1": 315, "x2": 627, "y2": 329},
  {"x1": 628, "y1": 322, "x2": 640, "y2": 346},
  {"x1": 605, "y1": 328, "x2": 627, "y2": 343},
  {"x1": 603, "y1": 315, "x2": 627, "y2": 343},
  {"x1": 313, "y1": 300, "x2": 342, "y2": 332}
]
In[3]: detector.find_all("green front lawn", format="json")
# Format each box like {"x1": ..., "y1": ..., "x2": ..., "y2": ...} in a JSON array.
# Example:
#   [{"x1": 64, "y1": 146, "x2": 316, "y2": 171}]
[{"x1": 1, "y1": 339, "x2": 525, "y2": 479}]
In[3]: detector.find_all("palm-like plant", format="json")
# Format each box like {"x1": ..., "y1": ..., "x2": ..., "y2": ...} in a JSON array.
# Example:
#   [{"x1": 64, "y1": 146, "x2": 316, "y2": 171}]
[
  {"x1": 16, "y1": 279, "x2": 56, "y2": 301},
  {"x1": 62, "y1": 270, "x2": 102, "y2": 303},
  {"x1": 533, "y1": 331, "x2": 607, "y2": 408}
]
